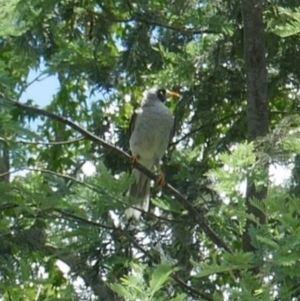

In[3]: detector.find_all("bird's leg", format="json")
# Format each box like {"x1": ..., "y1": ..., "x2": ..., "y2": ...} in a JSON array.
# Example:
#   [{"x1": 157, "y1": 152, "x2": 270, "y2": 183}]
[
  {"x1": 157, "y1": 172, "x2": 166, "y2": 188},
  {"x1": 155, "y1": 161, "x2": 166, "y2": 188},
  {"x1": 130, "y1": 154, "x2": 140, "y2": 165}
]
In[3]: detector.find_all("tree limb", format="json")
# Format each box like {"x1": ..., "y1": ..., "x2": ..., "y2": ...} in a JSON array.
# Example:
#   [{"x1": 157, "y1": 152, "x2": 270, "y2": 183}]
[
  {"x1": 241, "y1": 0, "x2": 268, "y2": 253},
  {"x1": 0, "y1": 136, "x2": 85, "y2": 146},
  {"x1": 110, "y1": 15, "x2": 218, "y2": 36},
  {"x1": 171, "y1": 113, "x2": 240, "y2": 146}
]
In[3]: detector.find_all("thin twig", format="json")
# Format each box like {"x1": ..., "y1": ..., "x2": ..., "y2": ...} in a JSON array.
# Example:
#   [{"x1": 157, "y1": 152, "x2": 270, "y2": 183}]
[
  {"x1": 0, "y1": 168, "x2": 24, "y2": 179},
  {"x1": 0, "y1": 136, "x2": 85, "y2": 146},
  {"x1": 17, "y1": 72, "x2": 49, "y2": 99},
  {"x1": 172, "y1": 113, "x2": 240, "y2": 146},
  {"x1": 1, "y1": 165, "x2": 187, "y2": 225},
  {"x1": 53, "y1": 209, "x2": 116, "y2": 230},
  {"x1": 94, "y1": 4, "x2": 219, "y2": 36},
  {"x1": 110, "y1": 16, "x2": 218, "y2": 36}
]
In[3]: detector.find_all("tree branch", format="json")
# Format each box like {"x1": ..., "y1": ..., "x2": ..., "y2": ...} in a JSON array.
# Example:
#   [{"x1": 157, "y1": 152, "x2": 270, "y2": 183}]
[
  {"x1": 96, "y1": 9, "x2": 219, "y2": 36},
  {"x1": 111, "y1": 15, "x2": 218, "y2": 35},
  {"x1": 171, "y1": 113, "x2": 240, "y2": 146},
  {"x1": 0, "y1": 136, "x2": 85, "y2": 146},
  {"x1": 1, "y1": 95, "x2": 232, "y2": 253},
  {"x1": 52, "y1": 208, "x2": 116, "y2": 230},
  {"x1": 241, "y1": 0, "x2": 268, "y2": 253}
]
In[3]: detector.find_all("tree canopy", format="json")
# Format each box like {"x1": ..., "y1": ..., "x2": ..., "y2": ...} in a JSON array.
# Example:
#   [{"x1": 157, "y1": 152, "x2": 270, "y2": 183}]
[{"x1": 1, "y1": 0, "x2": 300, "y2": 300}]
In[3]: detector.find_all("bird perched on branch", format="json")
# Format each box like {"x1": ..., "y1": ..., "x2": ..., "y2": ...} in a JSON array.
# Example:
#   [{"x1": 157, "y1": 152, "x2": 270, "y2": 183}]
[{"x1": 125, "y1": 87, "x2": 180, "y2": 220}]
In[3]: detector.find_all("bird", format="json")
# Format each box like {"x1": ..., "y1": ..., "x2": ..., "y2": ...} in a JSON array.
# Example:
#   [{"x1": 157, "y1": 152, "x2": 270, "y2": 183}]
[{"x1": 125, "y1": 87, "x2": 179, "y2": 220}]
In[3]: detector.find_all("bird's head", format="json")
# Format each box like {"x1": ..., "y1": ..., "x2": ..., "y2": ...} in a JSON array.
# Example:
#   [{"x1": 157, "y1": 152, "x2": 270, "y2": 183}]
[{"x1": 142, "y1": 87, "x2": 180, "y2": 104}]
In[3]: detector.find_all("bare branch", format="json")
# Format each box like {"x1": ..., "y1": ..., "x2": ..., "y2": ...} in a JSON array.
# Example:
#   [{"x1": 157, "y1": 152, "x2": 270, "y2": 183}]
[
  {"x1": 17, "y1": 71, "x2": 49, "y2": 99},
  {"x1": 0, "y1": 168, "x2": 24, "y2": 180},
  {"x1": 0, "y1": 136, "x2": 85, "y2": 146},
  {"x1": 172, "y1": 113, "x2": 240, "y2": 146},
  {"x1": 53, "y1": 209, "x2": 116, "y2": 230},
  {"x1": 110, "y1": 15, "x2": 218, "y2": 35}
]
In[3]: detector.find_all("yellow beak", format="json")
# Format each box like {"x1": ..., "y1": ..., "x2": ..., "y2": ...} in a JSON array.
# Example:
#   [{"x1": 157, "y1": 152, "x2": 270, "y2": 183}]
[{"x1": 166, "y1": 90, "x2": 180, "y2": 98}]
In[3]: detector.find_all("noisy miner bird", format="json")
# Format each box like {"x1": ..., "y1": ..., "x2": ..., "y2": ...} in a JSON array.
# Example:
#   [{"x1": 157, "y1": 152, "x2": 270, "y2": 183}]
[{"x1": 125, "y1": 87, "x2": 180, "y2": 220}]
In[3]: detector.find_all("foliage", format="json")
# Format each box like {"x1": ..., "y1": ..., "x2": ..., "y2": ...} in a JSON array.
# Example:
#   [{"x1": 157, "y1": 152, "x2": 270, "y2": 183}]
[{"x1": 0, "y1": 0, "x2": 300, "y2": 300}]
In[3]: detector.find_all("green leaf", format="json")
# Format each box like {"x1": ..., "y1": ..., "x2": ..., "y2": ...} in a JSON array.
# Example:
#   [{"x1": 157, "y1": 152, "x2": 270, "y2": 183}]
[
  {"x1": 110, "y1": 283, "x2": 134, "y2": 299},
  {"x1": 149, "y1": 264, "x2": 175, "y2": 295},
  {"x1": 223, "y1": 251, "x2": 254, "y2": 267},
  {"x1": 273, "y1": 253, "x2": 299, "y2": 267},
  {"x1": 19, "y1": 258, "x2": 30, "y2": 281},
  {"x1": 256, "y1": 236, "x2": 279, "y2": 249},
  {"x1": 272, "y1": 7, "x2": 300, "y2": 37},
  {"x1": 192, "y1": 251, "x2": 253, "y2": 278},
  {"x1": 171, "y1": 293, "x2": 187, "y2": 301}
]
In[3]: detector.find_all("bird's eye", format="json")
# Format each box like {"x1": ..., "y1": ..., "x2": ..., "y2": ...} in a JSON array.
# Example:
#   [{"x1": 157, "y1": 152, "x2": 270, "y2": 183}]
[
  {"x1": 156, "y1": 88, "x2": 167, "y2": 102},
  {"x1": 158, "y1": 89, "x2": 166, "y2": 96}
]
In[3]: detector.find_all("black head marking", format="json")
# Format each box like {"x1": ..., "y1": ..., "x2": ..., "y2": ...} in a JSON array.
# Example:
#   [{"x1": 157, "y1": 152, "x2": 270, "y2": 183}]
[{"x1": 156, "y1": 88, "x2": 167, "y2": 102}]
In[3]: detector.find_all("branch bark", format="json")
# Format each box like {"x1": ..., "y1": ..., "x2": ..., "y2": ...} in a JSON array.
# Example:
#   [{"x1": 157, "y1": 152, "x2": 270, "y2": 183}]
[
  {"x1": 98, "y1": 10, "x2": 219, "y2": 36},
  {"x1": 241, "y1": 0, "x2": 268, "y2": 253},
  {"x1": 0, "y1": 141, "x2": 10, "y2": 182},
  {"x1": 0, "y1": 136, "x2": 84, "y2": 146}
]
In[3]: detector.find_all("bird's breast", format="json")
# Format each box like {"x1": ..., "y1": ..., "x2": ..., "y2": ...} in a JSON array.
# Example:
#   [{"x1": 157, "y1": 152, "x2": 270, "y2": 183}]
[{"x1": 130, "y1": 104, "x2": 174, "y2": 163}]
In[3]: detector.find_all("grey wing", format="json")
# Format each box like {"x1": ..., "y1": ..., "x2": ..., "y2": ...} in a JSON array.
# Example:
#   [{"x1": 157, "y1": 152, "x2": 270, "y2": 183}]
[
  {"x1": 129, "y1": 111, "x2": 137, "y2": 138},
  {"x1": 168, "y1": 117, "x2": 175, "y2": 147}
]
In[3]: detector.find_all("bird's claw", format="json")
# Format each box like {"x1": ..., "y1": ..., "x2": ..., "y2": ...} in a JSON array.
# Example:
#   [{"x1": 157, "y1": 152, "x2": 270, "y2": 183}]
[
  {"x1": 131, "y1": 155, "x2": 140, "y2": 164},
  {"x1": 157, "y1": 173, "x2": 166, "y2": 188}
]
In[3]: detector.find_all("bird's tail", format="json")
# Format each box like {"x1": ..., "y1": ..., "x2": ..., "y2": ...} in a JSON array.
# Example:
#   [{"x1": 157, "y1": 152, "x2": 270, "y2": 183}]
[{"x1": 125, "y1": 169, "x2": 150, "y2": 220}]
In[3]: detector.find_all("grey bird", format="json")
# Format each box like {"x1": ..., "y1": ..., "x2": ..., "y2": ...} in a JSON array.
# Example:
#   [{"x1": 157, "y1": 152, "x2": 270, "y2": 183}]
[{"x1": 125, "y1": 87, "x2": 179, "y2": 220}]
